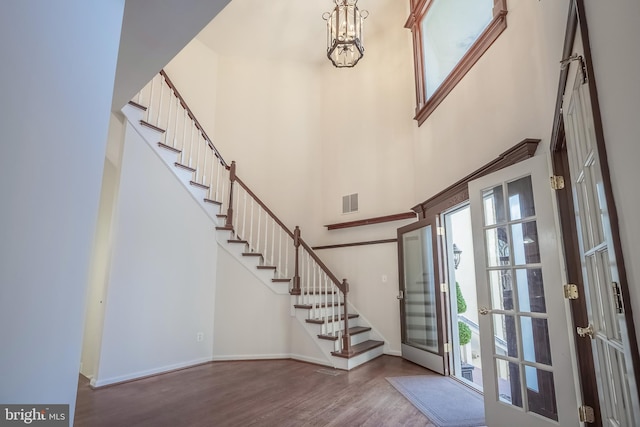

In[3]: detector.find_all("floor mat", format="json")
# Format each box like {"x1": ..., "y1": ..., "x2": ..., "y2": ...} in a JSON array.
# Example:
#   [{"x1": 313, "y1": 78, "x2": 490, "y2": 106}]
[{"x1": 386, "y1": 375, "x2": 485, "y2": 427}]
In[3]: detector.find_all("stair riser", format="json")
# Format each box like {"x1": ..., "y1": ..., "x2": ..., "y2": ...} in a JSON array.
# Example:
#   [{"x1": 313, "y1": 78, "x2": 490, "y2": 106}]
[{"x1": 345, "y1": 345, "x2": 384, "y2": 370}]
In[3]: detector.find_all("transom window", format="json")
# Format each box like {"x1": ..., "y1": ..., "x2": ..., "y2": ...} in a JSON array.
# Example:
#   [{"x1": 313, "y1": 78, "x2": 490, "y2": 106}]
[{"x1": 406, "y1": 0, "x2": 508, "y2": 125}]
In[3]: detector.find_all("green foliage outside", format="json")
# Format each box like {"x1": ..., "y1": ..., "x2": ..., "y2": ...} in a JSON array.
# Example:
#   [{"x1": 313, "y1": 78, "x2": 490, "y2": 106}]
[{"x1": 456, "y1": 282, "x2": 472, "y2": 346}]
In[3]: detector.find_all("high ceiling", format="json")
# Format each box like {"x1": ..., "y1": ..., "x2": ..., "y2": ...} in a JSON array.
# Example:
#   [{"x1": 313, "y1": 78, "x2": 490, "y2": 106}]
[{"x1": 197, "y1": 0, "x2": 404, "y2": 65}]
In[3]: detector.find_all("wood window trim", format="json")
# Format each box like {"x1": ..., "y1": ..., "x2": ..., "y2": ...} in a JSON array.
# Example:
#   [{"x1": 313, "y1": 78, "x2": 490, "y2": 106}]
[
  {"x1": 412, "y1": 138, "x2": 539, "y2": 219},
  {"x1": 406, "y1": 0, "x2": 508, "y2": 126}
]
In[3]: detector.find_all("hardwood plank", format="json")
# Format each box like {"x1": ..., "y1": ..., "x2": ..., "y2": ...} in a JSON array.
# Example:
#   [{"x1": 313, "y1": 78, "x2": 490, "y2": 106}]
[{"x1": 75, "y1": 356, "x2": 438, "y2": 427}]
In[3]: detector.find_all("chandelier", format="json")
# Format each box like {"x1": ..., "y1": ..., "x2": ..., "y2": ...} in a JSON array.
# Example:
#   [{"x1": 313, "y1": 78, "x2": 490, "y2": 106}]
[{"x1": 322, "y1": 0, "x2": 369, "y2": 68}]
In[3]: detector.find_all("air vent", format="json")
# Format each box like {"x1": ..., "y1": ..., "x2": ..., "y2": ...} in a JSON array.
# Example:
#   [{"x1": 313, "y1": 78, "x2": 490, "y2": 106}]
[{"x1": 342, "y1": 193, "x2": 358, "y2": 214}]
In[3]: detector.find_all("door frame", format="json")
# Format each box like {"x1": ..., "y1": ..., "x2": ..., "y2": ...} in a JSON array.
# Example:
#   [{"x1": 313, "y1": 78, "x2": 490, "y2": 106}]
[
  {"x1": 397, "y1": 216, "x2": 449, "y2": 374},
  {"x1": 549, "y1": 0, "x2": 640, "y2": 423},
  {"x1": 400, "y1": 139, "x2": 540, "y2": 376}
]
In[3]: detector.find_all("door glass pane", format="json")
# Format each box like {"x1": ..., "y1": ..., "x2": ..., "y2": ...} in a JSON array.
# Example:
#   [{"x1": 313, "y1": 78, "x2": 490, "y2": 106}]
[
  {"x1": 516, "y1": 268, "x2": 546, "y2": 313},
  {"x1": 479, "y1": 175, "x2": 561, "y2": 423},
  {"x1": 511, "y1": 221, "x2": 540, "y2": 265},
  {"x1": 497, "y1": 358, "x2": 523, "y2": 408},
  {"x1": 490, "y1": 270, "x2": 513, "y2": 311},
  {"x1": 525, "y1": 367, "x2": 558, "y2": 421},
  {"x1": 507, "y1": 176, "x2": 536, "y2": 220},
  {"x1": 483, "y1": 185, "x2": 506, "y2": 226},
  {"x1": 402, "y1": 226, "x2": 439, "y2": 353},
  {"x1": 521, "y1": 316, "x2": 552, "y2": 365},
  {"x1": 493, "y1": 314, "x2": 518, "y2": 358},
  {"x1": 486, "y1": 227, "x2": 509, "y2": 267}
]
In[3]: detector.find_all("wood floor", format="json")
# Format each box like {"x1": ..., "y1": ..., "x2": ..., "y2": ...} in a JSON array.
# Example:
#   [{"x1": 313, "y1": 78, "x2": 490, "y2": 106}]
[{"x1": 74, "y1": 356, "x2": 439, "y2": 427}]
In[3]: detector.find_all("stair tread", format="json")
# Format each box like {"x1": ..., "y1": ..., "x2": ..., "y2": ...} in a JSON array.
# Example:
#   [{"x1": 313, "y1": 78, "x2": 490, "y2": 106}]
[
  {"x1": 272, "y1": 278, "x2": 291, "y2": 283},
  {"x1": 157, "y1": 142, "x2": 181, "y2": 154},
  {"x1": 318, "y1": 326, "x2": 371, "y2": 341},
  {"x1": 228, "y1": 239, "x2": 247, "y2": 244},
  {"x1": 331, "y1": 340, "x2": 384, "y2": 359},
  {"x1": 140, "y1": 120, "x2": 166, "y2": 133},
  {"x1": 305, "y1": 313, "x2": 358, "y2": 324},
  {"x1": 257, "y1": 265, "x2": 276, "y2": 270},
  {"x1": 175, "y1": 162, "x2": 196, "y2": 172},
  {"x1": 204, "y1": 198, "x2": 222, "y2": 205},
  {"x1": 216, "y1": 226, "x2": 234, "y2": 231},
  {"x1": 128, "y1": 100, "x2": 147, "y2": 111},
  {"x1": 242, "y1": 252, "x2": 263, "y2": 257},
  {"x1": 190, "y1": 181, "x2": 209, "y2": 190},
  {"x1": 294, "y1": 302, "x2": 344, "y2": 309}
]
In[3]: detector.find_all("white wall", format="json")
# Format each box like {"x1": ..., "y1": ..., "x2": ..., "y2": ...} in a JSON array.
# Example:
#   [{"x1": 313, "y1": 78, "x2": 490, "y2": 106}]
[
  {"x1": 0, "y1": 0, "x2": 125, "y2": 422},
  {"x1": 213, "y1": 249, "x2": 292, "y2": 359},
  {"x1": 94, "y1": 122, "x2": 218, "y2": 386},
  {"x1": 81, "y1": 114, "x2": 126, "y2": 380},
  {"x1": 583, "y1": 0, "x2": 640, "y2": 348},
  {"x1": 319, "y1": 0, "x2": 416, "y2": 229},
  {"x1": 164, "y1": 38, "x2": 220, "y2": 142}
]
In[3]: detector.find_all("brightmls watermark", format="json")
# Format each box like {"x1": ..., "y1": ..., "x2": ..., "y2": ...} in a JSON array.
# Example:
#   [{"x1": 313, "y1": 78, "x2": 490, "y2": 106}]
[{"x1": 0, "y1": 405, "x2": 68, "y2": 426}]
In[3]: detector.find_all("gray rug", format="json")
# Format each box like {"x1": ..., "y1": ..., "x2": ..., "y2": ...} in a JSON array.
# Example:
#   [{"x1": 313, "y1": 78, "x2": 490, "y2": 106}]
[{"x1": 386, "y1": 376, "x2": 485, "y2": 427}]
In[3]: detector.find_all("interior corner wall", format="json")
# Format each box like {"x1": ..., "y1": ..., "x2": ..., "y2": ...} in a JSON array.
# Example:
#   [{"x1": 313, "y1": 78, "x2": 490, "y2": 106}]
[
  {"x1": 0, "y1": 0, "x2": 125, "y2": 421},
  {"x1": 94, "y1": 122, "x2": 218, "y2": 387},
  {"x1": 213, "y1": 249, "x2": 292, "y2": 360},
  {"x1": 583, "y1": 0, "x2": 640, "y2": 348}
]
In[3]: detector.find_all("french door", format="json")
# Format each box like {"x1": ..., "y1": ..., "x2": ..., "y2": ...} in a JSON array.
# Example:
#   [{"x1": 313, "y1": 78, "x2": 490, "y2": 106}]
[
  {"x1": 398, "y1": 218, "x2": 448, "y2": 374},
  {"x1": 469, "y1": 155, "x2": 579, "y2": 426},
  {"x1": 561, "y1": 42, "x2": 640, "y2": 426}
]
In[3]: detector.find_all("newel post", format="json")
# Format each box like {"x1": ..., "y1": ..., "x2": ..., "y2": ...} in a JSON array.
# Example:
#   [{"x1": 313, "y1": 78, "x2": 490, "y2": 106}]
[
  {"x1": 341, "y1": 279, "x2": 353, "y2": 355},
  {"x1": 291, "y1": 226, "x2": 301, "y2": 295},
  {"x1": 225, "y1": 161, "x2": 236, "y2": 229}
]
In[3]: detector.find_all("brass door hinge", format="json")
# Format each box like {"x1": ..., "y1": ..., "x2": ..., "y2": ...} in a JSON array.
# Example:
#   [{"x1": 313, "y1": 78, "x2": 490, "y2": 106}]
[
  {"x1": 440, "y1": 283, "x2": 448, "y2": 293},
  {"x1": 563, "y1": 284, "x2": 579, "y2": 300},
  {"x1": 444, "y1": 342, "x2": 451, "y2": 353},
  {"x1": 551, "y1": 175, "x2": 565, "y2": 190},
  {"x1": 577, "y1": 324, "x2": 595, "y2": 339},
  {"x1": 579, "y1": 405, "x2": 595, "y2": 423},
  {"x1": 560, "y1": 53, "x2": 588, "y2": 84},
  {"x1": 437, "y1": 227, "x2": 445, "y2": 236}
]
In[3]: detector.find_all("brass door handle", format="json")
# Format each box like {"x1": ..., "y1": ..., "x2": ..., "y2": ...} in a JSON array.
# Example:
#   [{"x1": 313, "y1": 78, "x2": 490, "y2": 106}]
[{"x1": 479, "y1": 307, "x2": 491, "y2": 316}]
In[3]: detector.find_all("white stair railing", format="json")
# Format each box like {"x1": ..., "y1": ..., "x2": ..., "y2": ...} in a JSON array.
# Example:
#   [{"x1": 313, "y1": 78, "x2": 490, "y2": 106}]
[{"x1": 132, "y1": 71, "x2": 355, "y2": 355}]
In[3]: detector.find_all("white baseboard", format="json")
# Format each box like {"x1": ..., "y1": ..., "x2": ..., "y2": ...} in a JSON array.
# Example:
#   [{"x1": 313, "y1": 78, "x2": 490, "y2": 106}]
[
  {"x1": 385, "y1": 350, "x2": 402, "y2": 357},
  {"x1": 212, "y1": 353, "x2": 291, "y2": 362},
  {"x1": 92, "y1": 356, "x2": 214, "y2": 388}
]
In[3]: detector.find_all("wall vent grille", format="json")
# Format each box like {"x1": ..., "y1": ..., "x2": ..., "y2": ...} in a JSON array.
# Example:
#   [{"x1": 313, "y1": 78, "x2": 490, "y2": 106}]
[{"x1": 342, "y1": 193, "x2": 358, "y2": 214}]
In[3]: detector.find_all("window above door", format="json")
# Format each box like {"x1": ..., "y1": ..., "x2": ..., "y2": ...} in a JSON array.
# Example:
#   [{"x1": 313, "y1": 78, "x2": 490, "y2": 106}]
[{"x1": 405, "y1": 0, "x2": 508, "y2": 125}]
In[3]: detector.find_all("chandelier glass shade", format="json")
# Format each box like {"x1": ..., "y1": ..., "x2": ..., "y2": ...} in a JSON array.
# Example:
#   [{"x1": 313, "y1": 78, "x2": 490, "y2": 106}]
[{"x1": 322, "y1": 0, "x2": 369, "y2": 68}]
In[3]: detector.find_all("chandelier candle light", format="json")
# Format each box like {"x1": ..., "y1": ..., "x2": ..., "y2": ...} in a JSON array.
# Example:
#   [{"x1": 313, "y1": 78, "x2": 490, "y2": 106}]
[{"x1": 322, "y1": 0, "x2": 369, "y2": 68}]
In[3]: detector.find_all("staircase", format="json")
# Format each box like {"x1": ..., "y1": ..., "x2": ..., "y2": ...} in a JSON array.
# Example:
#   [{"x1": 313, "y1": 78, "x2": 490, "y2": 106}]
[{"x1": 122, "y1": 70, "x2": 384, "y2": 370}]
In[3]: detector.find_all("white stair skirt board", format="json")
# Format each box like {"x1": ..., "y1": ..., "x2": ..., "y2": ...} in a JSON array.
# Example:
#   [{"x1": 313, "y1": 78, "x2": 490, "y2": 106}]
[
  {"x1": 122, "y1": 103, "x2": 223, "y2": 226},
  {"x1": 293, "y1": 303, "x2": 383, "y2": 371},
  {"x1": 215, "y1": 231, "x2": 290, "y2": 295},
  {"x1": 122, "y1": 102, "x2": 386, "y2": 370}
]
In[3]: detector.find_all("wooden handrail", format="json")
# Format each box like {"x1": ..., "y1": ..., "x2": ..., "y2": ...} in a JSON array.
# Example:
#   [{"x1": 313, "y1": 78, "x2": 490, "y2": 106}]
[
  {"x1": 233, "y1": 175, "x2": 295, "y2": 239},
  {"x1": 159, "y1": 69, "x2": 228, "y2": 167},
  {"x1": 298, "y1": 237, "x2": 347, "y2": 295}
]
